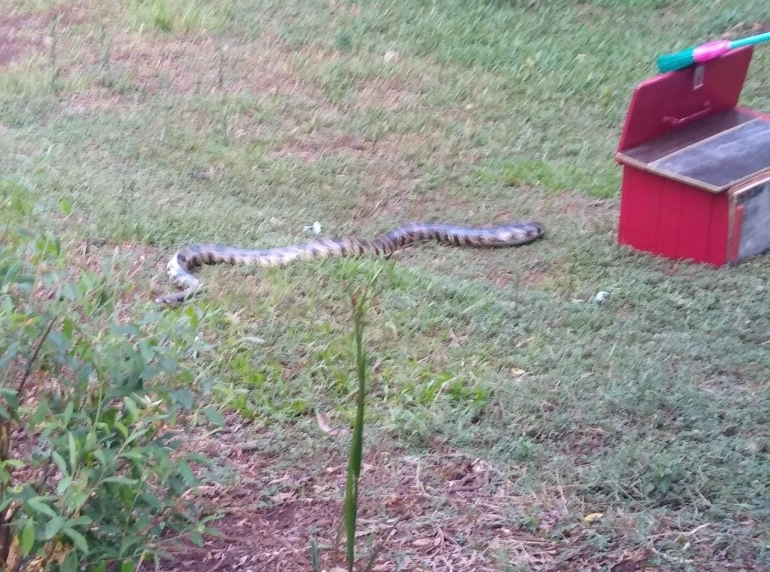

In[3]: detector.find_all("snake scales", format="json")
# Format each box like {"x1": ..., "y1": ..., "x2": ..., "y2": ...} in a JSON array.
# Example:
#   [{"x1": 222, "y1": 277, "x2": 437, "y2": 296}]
[{"x1": 155, "y1": 220, "x2": 545, "y2": 306}]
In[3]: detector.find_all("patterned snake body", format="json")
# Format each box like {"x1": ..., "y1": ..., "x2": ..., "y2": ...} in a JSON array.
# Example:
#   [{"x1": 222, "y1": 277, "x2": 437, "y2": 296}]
[{"x1": 156, "y1": 221, "x2": 544, "y2": 305}]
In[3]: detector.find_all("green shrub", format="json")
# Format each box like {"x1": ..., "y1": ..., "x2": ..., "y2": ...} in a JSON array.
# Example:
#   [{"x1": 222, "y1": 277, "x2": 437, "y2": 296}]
[{"x1": 0, "y1": 179, "x2": 222, "y2": 571}]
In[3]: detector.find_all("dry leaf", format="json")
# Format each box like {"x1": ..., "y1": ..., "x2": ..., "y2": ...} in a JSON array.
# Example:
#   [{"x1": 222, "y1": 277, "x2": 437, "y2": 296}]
[
  {"x1": 610, "y1": 548, "x2": 651, "y2": 572},
  {"x1": 270, "y1": 492, "x2": 295, "y2": 503},
  {"x1": 237, "y1": 336, "x2": 266, "y2": 346},
  {"x1": 515, "y1": 337, "x2": 533, "y2": 348},
  {"x1": 584, "y1": 512, "x2": 604, "y2": 524}
]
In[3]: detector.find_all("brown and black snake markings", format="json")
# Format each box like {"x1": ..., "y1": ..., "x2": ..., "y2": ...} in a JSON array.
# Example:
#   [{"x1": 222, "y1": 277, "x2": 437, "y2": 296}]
[{"x1": 155, "y1": 220, "x2": 545, "y2": 306}]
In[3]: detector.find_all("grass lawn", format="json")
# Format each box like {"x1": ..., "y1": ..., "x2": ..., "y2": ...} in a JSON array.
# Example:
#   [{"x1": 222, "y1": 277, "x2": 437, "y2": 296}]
[{"x1": 2, "y1": 0, "x2": 770, "y2": 570}]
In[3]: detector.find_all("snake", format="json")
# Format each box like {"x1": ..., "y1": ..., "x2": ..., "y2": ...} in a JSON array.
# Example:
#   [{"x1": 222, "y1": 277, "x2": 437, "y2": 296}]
[{"x1": 155, "y1": 220, "x2": 545, "y2": 306}]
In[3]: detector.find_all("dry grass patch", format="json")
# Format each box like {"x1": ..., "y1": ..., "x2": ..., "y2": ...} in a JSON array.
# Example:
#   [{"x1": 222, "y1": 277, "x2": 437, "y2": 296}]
[
  {"x1": 108, "y1": 35, "x2": 305, "y2": 98},
  {"x1": 149, "y1": 419, "x2": 700, "y2": 571},
  {"x1": 270, "y1": 131, "x2": 369, "y2": 164},
  {"x1": 103, "y1": 29, "x2": 331, "y2": 104},
  {"x1": 0, "y1": 6, "x2": 85, "y2": 68},
  {"x1": 153, "y1": 426, "x2": 580, "y2": 572}
]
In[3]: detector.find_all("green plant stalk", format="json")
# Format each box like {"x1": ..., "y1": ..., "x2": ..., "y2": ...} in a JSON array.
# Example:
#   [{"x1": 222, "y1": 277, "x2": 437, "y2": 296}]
[
  {"x1": 343, "y1": 288, "x2": 369, "y2": 571},
  {"x1": 309, "y1": 539, "x2": 321, "y2": 571}
]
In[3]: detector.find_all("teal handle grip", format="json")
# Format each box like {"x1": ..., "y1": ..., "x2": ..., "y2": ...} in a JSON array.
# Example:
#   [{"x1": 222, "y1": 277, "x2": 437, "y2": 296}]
[{"x1": 731, "y1": 31, "x2": 770, "y2": 49}]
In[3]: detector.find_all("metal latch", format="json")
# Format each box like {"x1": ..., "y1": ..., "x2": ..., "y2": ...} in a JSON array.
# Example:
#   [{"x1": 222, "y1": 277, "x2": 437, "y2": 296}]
[{"x1": 693, "y1": 65, "x2": 705, "y2": 90}]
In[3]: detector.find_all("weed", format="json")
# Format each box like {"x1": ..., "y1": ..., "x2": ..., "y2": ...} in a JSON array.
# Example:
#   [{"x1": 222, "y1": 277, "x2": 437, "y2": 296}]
[
  {"x1": 132, "y1": 0, "x2": 174, "y2": 32},
  {"x1": 334, "y1": 30, "x2": 353, "y2": 52}
]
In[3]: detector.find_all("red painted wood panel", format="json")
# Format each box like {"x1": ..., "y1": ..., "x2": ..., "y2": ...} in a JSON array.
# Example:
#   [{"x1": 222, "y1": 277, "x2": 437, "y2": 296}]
[
  {"x1": 618, "y1": 166, "x2": 730, "y2": 264},
  {"x1": 675, "y1": 182, "x2": 712, "y2": 262},
  {"x1": 618, "y1": 167, "x2": 663, "y2": 253},
  {"x1": 706, "y1": 192, "x2": 729, "y2": 265},
  {"x1": 655, "y1": 176, "x2": 684, "y2": 257},
  {"x1": 617, "y1": 46, "x2": 754, "y2": 152}
]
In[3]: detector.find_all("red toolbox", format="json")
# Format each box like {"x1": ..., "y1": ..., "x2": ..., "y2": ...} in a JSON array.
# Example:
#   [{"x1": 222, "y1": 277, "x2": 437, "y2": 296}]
[{"x1": 615, "y1": 46, "x2": 770, "y2": 265}]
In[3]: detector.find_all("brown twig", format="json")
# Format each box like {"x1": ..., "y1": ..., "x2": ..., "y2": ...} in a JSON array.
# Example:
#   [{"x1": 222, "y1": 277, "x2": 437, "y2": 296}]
[
  {"x1": 17, "y1": 315, "x2": 58, "y2": 403},
  {"x1": 0, "y1": 502, "x2": 21, "y2": 568}
]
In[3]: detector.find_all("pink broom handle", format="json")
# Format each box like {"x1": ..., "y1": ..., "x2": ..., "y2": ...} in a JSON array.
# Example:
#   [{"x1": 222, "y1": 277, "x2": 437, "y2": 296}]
[{"x1": 694, "y1": 31, "x2": 770, "y2": 63}]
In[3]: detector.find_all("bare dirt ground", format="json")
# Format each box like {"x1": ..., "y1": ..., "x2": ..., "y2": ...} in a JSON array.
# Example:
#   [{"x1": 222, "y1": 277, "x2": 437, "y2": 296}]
[{"x1": 155, "y1": 415, "x2": 658, "y2": 572}]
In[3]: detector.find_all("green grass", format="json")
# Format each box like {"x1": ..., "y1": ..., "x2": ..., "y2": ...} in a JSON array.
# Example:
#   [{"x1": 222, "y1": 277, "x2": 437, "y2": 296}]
[{"x1": 2, "y1": 0, "x2": 770, "y2": 569}]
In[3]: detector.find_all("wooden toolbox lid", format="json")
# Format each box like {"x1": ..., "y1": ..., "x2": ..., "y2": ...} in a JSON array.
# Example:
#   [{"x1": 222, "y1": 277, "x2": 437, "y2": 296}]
[{"x1": 615, "y1": 46, "x2": 770, "y2": 193}]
